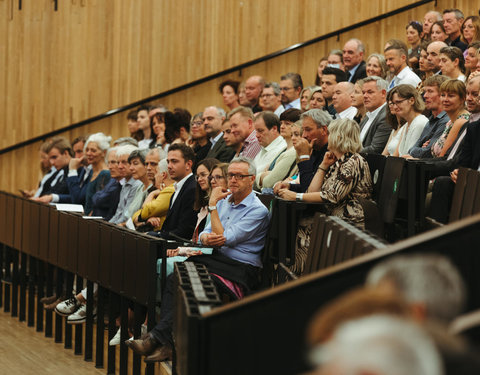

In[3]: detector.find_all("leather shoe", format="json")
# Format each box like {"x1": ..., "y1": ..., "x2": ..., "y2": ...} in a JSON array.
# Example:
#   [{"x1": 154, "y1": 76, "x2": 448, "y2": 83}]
[
  {"x1": 144, "y1": 345, "x2": 172, "y2": 363},
  {"x1": 125, "y1": 334, "x2": 158, "y2": 356}
]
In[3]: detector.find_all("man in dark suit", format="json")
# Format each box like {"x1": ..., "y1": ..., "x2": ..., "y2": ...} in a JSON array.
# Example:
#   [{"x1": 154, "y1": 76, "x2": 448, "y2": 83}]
[
  {"x1": 204, "y1": 106, "x2": 235, "y2": 162},
  {"x1": 153, "y1": 143, "x2": 197, "y2": 240},
  {"x1": 342, "y1": 38, "x2": 367, "y2": 83},
  {"x1": 359, "y1": 76, "x2": 390, "y2": 154}
]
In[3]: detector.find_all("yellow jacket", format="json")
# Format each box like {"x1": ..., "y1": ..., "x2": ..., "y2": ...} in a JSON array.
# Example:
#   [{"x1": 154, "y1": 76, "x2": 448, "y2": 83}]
[{"x1": 132, "y1": 184, "x2": 175, "y2": 231}]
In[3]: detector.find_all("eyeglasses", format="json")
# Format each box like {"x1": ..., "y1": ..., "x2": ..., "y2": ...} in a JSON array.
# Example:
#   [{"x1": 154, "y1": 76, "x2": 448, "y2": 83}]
[
  {"x1": 227, "y1": 173, "x2": 253, "y2": 180},
  {"x1": 208, "y1": 174, "x2": 226, "y2": 182},
  {"x1": 260, "y1": 93, "x2": 275, "y2": 98},
  {"x1": 280, "y1": 87, "x2": 294, "y2": 92},
  {"x1": 390, "y1": 98, "x2": 409, "y2": 107},
  {"x1": 191, "y1": 121, "x2": 203, "y2": 127},
  {"x1": 195, "y1": 173, "x2": 209, "y2": 181}
]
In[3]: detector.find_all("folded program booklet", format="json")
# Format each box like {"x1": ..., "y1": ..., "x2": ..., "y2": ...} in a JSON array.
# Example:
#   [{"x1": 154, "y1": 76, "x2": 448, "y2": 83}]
[{"x1": 53, "y1": 203, "x2": 84, "y2": 213}]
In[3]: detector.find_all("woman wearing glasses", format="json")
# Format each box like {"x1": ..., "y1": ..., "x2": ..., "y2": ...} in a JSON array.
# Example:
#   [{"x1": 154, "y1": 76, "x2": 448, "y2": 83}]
[{"x1": 390, "y1": 84, "x2": 428, "y2": 157}]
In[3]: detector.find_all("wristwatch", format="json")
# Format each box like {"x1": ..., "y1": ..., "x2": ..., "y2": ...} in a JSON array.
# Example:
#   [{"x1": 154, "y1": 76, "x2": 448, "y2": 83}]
[
  {"x1": 208, "y1": 205, "x2": 217, "y2": 212},
  {"x1": 296, "y1": 193, "x2": 304, "y2": 202}
]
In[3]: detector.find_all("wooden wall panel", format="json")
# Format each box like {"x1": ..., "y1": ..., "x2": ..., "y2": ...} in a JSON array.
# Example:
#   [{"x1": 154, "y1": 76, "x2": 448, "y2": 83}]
[{"x1": 1, "y1": 0, "x2": 479, "y2": 193}]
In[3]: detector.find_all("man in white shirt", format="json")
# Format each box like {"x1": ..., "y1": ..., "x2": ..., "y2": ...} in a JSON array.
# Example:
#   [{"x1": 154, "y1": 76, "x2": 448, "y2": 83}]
[
  {"x1": 259, "y1": 82, "x2": 285, "y2": 117},
  {"x1": 253, "y1": 112, "x2": 287, "y2": 186},
  {"x1": 385, "y1": 40, "x2": 421, "y2": 90},
  {"x1": 332, "y1": 82, "x2": 357, "y2": 120},
  {"x1": 280, "y1": 73, "x2": 303, "y2": 109},
  {"x1": 359, "y1": 76, "x2": 390, "y2": 154}
]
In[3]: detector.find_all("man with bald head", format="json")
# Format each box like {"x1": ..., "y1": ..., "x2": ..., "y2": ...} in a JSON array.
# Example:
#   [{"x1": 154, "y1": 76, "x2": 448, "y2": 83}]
[
  {"x1": 203, "y1": 106, "x2": 235, "y2": 162},
  {"x1": 332, "y1": 82, "x2": 357, "y2": 120},
  {"x1": 423, "y1": 10, "x2": 442, "y2": 35},
  {"x1": 244, "y1": 75, "x2": 265, "y2": 113},
  {"x1": 427, "y1": 41, "x2": 448, "y2": 74},
  {"x1": 342, "y1": 38, "x2": 367, "y2": 83}
]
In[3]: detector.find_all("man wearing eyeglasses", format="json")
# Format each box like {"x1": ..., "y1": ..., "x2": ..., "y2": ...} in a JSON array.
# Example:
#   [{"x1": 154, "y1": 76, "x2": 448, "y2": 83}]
[
  {"x1": 259, "y1": 82, "x2": 285, "y2": 117},
  {"x1": 280, "y1": 72, "x2": 303, "y2": 109},
  {"x1": 127, "y1": 157, "x2": 269, "y2": 362}
]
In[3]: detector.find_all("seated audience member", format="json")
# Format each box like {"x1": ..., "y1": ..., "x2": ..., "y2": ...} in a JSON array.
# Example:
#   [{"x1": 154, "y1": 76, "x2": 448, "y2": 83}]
[
  {"x1": 423, "y1": 10, "x2": 443, "y2": 37},
  {"x1": 221, "y1": 118, "x2": 242, "y2": 157},
  {"x1": 404, "y1": 75, "x2": 450, "y2": 159},
  {"x1": 71, "y1": 135, "x2": 86, "y2": 159},
  {"x1": 122, "y1": 149, "x2": 152, "y2": 224},
  {"x1": 243, "y1": 75, "x2": 265, "y2": 113},
  {"x1": 31, "y1": 137, "x2": 73, "y2": 203},
  {"x1": 431, "y1": 21, "x2": 449, "y2": 42},
  {"x1": 427, "y1": 40, "x2": 449, "y2": 74},
  {"x1": 366, "y1": 254, "x2": 466, "y2": 324},
  {"x1": 443, "y1": 8, "x2": 468, "y2": 52},
  {"x1": 382, "y1": 88, "x2": 407, "y2": 156},
  {"x1": 23, "y1": 140, "x2": 55, "y2": 198},
  {"x1": 465, "y1": 42, "x2": 480, "y2": 81},
  {"x1": 351, "y1": 81, "x2": 366, "y2": 124},
  {"x1": 256, "y1": 109, "x2": 301, "y2": 190},
  {"x1": 144, "y1": 147, "x2": 164, "y2": 192},
  {"x1": 90, "y1": 147, "x2": 122, "y2": 220},
  {"x1": 461, "y1": 16, "x2": 480, "y2": 48},
  {"x1": 431, "y1": 79, "x2": 469, "y2": 158},
  {"x1": 359, "y1": 76, "x2": 390, "y2": 154},
  {"x1": 126, "y1": 157, "x2": 270, "y2": 362},
  {"x1": 439, "y1": 46, "x2": 466, "y2": 81},
  {"x1": 406, "y1": 21, "x2": 424, "y2": 70},
  {"x1": 308, "y1": 87, "x2": 326, "y2": 110},
  {"x1": 126, "y1": 109, "x2": 142, "y2": 141},
  {"x1": 465, "y1": 76, "x2": 480, "y2": 123},
  {"x1": 149, "y1": 108, "x2": 168, "y2": 150},
  {"x1": 310, "y1": 315, "x2": 444, "y2": 375},
  {"x1": 385, "y1": 39, "x2": 422, "y2": 90},
  {"x1": 417, "y1": 41, "x2": 434, "y2": 92},
  {"x1": 189, "y1": 112, "x2": 211, "y2": 166},
  {"x1": 171, "y1": 107, "x2": 192, "y2": 144},
  {"x1": 68, "y1": 132, "x2": 111, "y2": 215},
  {"x1": 300, "y1": 86, "x2": 320, "y2": 112},
  {"x1": 280, "y1": 72, "x2": 303, "y2": 109},
  {"x1": 366, "y1": 53, "x2": 388, "y2": 79},
  {"x1": 327, "y1": 49, "x2": 345, "y2": 71},
  {"x1": 237, "y1": 81, "x2": 250, "y2": 107},
  {"x1": 219, "y1": 80, "x2": 240, "y2": 111},
  {"x1": 109, "y1": 145, "x2": 143, "y2": 225},
  {"x1": 149, "y1": 143, "x2": 198, "y2": 240},
  {"x1": 253, "y1": 112, "x2": 287, "y2": 182},
  {"x1": 315, "y1": 57, "x2": 328, "y2": 86},
  {"x1": 229, "y1": 106, "x2": 262, "y2": 160},
  {"x1": 321, "y1": 67, "x2": 348, "y2": 116},
  {"x1": 278, "y1": 118, "x2": 372, "y2": 227},
  {"x1": 332, "y1": 82, "x2": 357, "y2": 119},
  {"x1": 137, "y1": 105, "x2": 153, "y2": 149},
  {"x1": 342, "y1": 38, "x2": 367, "y2": 83},
  {"x1": 203, "y1": 106, "x2": 235, "y2": 163},
  {"x1": 273, "y1": 109, "x2": 331, "y2": 194},
  {"x1": 390, "y1": 84, "x2": 428, "y2": 157},
  {"x1": 259, "y1": 82, "x2": 285, "y2": 116},
  {"x1": 132, "y1": 159, "x2": 175, "y2": 232}
]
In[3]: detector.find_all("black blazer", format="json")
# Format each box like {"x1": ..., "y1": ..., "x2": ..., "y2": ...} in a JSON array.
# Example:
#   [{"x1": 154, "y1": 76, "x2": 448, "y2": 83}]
[
  {"x1": 160, "y1": 174, "x2": 197, "y2": 240},
  {"x1": 349, "y1": 61, "x2": 367, "y2": 84},
  {"x1": 359, "y1": 105, "x2": 391, "y2": 154},
  {"x1": 206, "y1": 136, "x2": 235, "y2": 162}
]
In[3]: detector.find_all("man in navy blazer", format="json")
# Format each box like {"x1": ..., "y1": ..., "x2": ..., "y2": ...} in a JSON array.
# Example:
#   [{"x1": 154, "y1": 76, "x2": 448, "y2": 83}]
[{"x1": 153, "y1": 143, "x2": 197, "y2": 240}]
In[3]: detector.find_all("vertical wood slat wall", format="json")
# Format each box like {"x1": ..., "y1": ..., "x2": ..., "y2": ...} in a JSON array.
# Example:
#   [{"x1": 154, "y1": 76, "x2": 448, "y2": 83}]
[{"x1": 1, "y1": 0, "x2": 478, "y2": 192}]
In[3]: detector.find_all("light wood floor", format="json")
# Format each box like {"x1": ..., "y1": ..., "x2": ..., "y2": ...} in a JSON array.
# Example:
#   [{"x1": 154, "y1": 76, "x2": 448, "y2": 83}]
[{"x1": 0, "y1": 309, "x2": 104, "y2": 374}]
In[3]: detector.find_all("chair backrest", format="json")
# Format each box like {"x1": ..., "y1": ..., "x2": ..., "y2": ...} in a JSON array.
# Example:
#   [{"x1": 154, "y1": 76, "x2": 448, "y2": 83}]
[
  {"x1": 361, "y1": 153, "x2": 387, "y2": 201},
  {"x1": 377, "y1": 156, "x2": 405, "y2": 224},
  {"x1": 449, "y1": 167, "x2": 469, "y2": 223},
  {"x1": 450, "y1": 168, "x2": 480, "y2": 223}
]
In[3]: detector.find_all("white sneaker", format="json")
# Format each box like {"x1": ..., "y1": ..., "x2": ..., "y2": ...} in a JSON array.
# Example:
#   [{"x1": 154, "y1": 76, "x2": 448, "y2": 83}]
[
  {"x1": 109, "y1": 327, "x2": 121, "y2": 346},
  {"x1": 55, "y1": 297, "x2": 81, "y2": 316},
  {"x1": 67, "y1": 304, "x2": 96, "y2": 324}
]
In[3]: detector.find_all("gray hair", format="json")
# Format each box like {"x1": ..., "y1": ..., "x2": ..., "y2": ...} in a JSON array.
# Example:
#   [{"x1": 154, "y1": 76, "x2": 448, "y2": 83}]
[
  {"x1": 229, "y1": 156, "x2": 256, "y2": 175},
  {"x1": 366, "y1": 254, "x2": 466, "y2": 322},
  {"x1": 157, "y1": 158, "x2": 168, "y2": 173},
  {"x1": 300, "y1": 109, "x2": 333, "y2": 128},
  {"x1": 263, "y1": 82, "x2": 281, "y2": 96},
  {"x1": 106, "y1": 146, "x2": 118, "y2": 160},
  {"x1": 113, "y1": 137, "x2": 139, "y2": 147},
  {"x1": 85, "y1": 132, "x2": 111, "y2": 152},
  {"x1": 115, "y1": 144, "x2": 138, "y2": 158},
  {"x1": 216, "y1": 107, "x2": 226, "y2": 118},
  {"x1": 347, "y1": 38, "x2": 366, "y2": 53},
  {"x1": 280, "y1": 72, "x2": 303, "y2": 89},
  {"x1": 426, "y1": 10, "x2": 443, "y2": 22},
  {"x1": 443, "y1": 8, "x2": 464, "y2": 20},
  {"x1": 311, "y1": 315, "x2": 444, "y2": 375},
  {"x1": 362, "y1": 76, "x2": 389, "y2": 91},
  {"x1": 148, "y1": 146, "x2": 167, "y2": 161}
]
